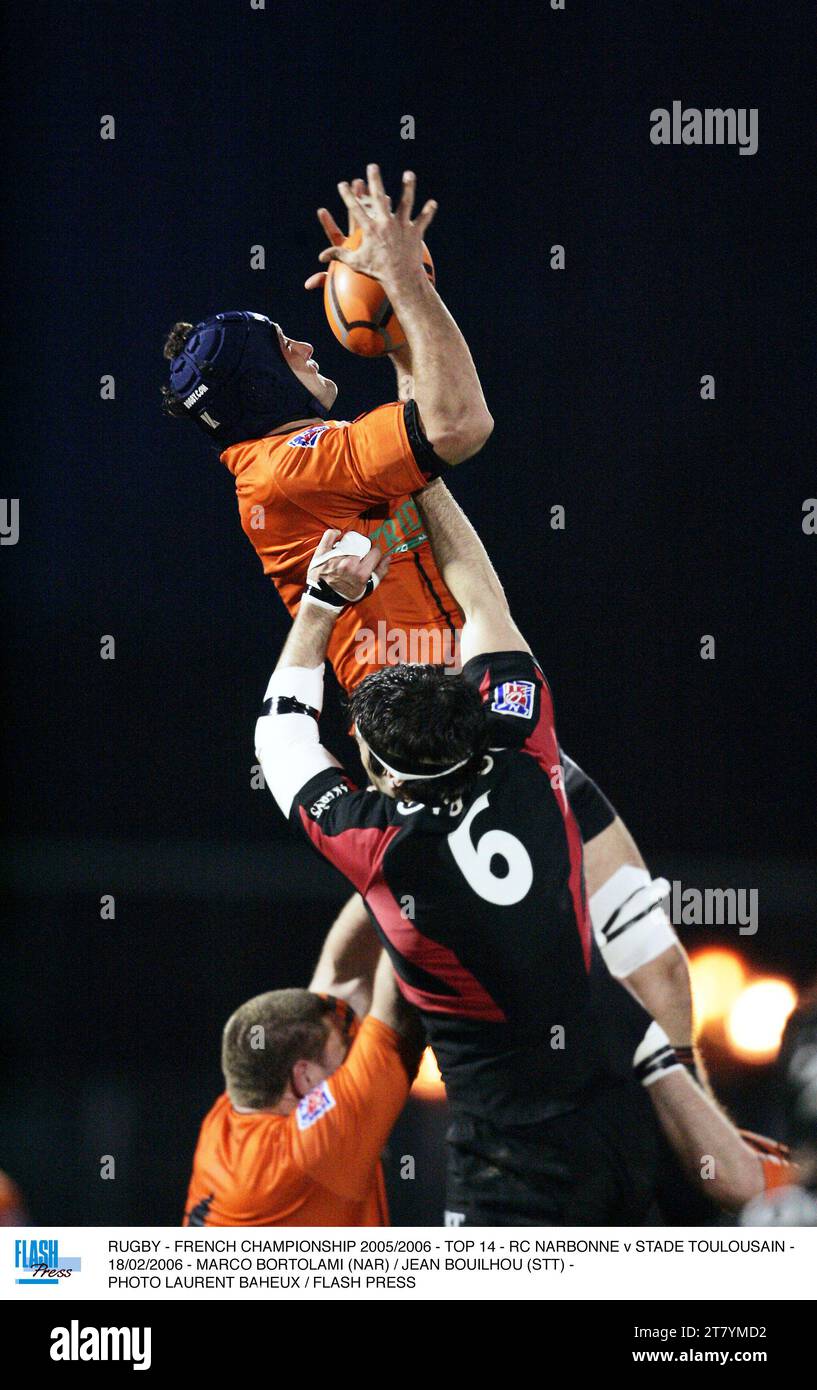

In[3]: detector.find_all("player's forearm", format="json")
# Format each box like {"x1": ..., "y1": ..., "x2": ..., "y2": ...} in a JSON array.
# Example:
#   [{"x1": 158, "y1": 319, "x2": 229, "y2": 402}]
[
  {"x1": 416, "y1": 479, "x2": 510, "y2": 622},
  {"x1": 622, "y1": 944, "x2": 714, "y2": 1094},
  {"x1": 635, "y1": 1023, "x2": 762, "y2": 1210},
  {"x1": 369, "y1": 953, "x2": 425, "y2": 1070},
  {"x1": 390, "y1": 344, "x2": 414, "y2": 403},
  {"x1": 649, "y1": 1070, "x2": 762, "y2": 1210},
  {"x1": 387, "y1": 271, "x2": 493, "y2": 463},
  {"x1": 309, "y1": 894, "x2": 383, "y2": 1017},
  {"x1": 625, "y1": 945, "x2": 694, "y2": 1050},
  {"x1": 275, "y1": 601, "x2": 337, "y2": 674}
]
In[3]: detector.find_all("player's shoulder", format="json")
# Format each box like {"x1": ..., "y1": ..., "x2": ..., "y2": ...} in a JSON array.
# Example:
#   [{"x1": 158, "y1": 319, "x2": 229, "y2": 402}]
[
  {"x1": 194, "y1": 1095, "x2": 286, "y2": 1179},
  {"x1": 292, "y1": 765, "x2": 402, "y2": 831},
  {"x1": 237, "y1": 418, "x2": 351, "y2": 467},
  {"x1": 340, "y1": 1016, "x2": 414, "y2": 1094},
  {"x1": 201, "y1": 1093, "x2": 281, "y2": 1142},
  {"x1": 290, "y1": 1078, "x2": 342, "y2": 1135},
  {"x1": 282, "y1": 401, "x2": 403, "y2": 439},
  {"x1": 300, "y1": 1018, "x2": 407, "y2": 1119},
  {"x1": 281, "y1": 421, "x2": 345, "y2": 449},
  {"x1": 462, "y1": 648, "x2": 558, "y2": 758},
  {"x1": 289, "y1": 1047, "x2": 381, "y2": 1141},
  {"x1": 463, "y1": 648, "x2": 548, "y2": 712},
  {"x1": 264, "y1": 421, "x2": 346, "y2": 471},
  {"x1": 277, "y1": 406, "x2": 403, "y2": 451},
  {"x1": 357, "y1": 1014, "x2": 403, "y2": 1050}
]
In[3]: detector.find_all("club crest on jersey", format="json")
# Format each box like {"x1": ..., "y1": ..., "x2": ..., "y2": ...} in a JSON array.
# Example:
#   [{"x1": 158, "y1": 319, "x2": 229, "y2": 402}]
[
  {"x1": 296, "y1": 1080, "x2": 336, "y2": 1130},
  {"x1": 491, "y1": 679, "x2": 535, "y2": 718},
  {"x1": 288, "y1": 424, "x2": 329, "y2": 449}
]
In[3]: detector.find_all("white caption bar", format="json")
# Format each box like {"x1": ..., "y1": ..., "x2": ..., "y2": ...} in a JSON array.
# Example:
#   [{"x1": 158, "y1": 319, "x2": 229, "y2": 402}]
[{"x1": 4, "y1": 1226, "x2": 814, "y2": 1302}]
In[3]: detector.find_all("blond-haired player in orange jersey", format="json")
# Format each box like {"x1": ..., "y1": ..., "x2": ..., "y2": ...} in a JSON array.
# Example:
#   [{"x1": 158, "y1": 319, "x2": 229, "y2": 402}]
[{"x1": 184, "y1": 906, "x2": 422, "y2": 1228}]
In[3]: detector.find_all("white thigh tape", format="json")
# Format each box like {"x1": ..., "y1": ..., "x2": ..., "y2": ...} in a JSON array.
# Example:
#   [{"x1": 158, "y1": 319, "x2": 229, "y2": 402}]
[{"x1": 589, "y1": 864, "x2": 677, "y2": 979}]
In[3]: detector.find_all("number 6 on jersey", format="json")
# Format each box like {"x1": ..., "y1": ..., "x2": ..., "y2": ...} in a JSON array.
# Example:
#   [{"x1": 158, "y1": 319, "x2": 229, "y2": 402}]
[{"x1": 447, "y1": 791, "x2": 534, "y2": 905}]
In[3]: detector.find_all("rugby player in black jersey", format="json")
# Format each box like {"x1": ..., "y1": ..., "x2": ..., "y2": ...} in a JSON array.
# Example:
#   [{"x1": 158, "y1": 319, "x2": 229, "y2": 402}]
[{"x1": 253, "y1": 485, "x2": 779, "y2": 1224}]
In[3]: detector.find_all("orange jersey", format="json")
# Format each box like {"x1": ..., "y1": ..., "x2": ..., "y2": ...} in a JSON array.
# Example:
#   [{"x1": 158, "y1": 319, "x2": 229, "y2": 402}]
[
  {"x1": 221, "y1": 400, "x2": 462, "y2": 692},
  {"x1": 0, "y1": 1170, "x2": 26, "y2": 1226},
  {"x1": 183, "y1": 1017, "x2": 411, "y2": 1227}
]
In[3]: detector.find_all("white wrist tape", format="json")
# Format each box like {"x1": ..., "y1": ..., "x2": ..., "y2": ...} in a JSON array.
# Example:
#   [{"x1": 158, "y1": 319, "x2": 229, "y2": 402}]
[
  {"x1": 303, "y1": 531, "x2": 381, "y2": 610},
  {"x1": 589, "y1": 865, "x2": 677, "y2": 979},
  {"x1": 633, "y1": 1020, "x2": 683, "y2": 1088}
]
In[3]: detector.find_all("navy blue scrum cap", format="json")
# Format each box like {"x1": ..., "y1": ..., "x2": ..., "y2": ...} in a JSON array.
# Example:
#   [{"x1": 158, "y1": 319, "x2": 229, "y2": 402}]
[{"x1": 162, "y1": 311, "x2": 327, "y2": 449}]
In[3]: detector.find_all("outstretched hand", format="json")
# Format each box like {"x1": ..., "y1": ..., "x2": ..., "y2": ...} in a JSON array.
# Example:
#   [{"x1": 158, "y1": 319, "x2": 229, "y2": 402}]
[
  {"x1": 304, "y1": 164, "x2": 436, "y2": 293},
  {"x1": 304, "y1": 177, "x2": 366, "y2": 291}
]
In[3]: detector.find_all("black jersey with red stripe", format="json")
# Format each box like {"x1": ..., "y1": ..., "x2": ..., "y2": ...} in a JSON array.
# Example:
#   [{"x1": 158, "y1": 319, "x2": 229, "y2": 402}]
[{"x1": 291, "y1": 651, "x2": 625, "y2": 1126}]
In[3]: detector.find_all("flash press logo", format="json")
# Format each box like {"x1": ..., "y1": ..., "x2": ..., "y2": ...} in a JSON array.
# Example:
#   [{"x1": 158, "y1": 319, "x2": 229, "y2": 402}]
[
  {"x1": 50, "y1": 1321, "x2": 152, "y2": 1371},
  {"x1": 14, "y1": 1237, "x2": 81, "y2": 1286}
]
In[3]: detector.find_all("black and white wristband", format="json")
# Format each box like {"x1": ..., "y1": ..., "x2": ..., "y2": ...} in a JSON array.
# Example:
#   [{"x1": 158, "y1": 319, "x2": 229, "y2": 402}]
[
  {"x1": 674, "y1": 1044, "x2": 703, "y2": 1087},
  {"x1": 302, "y1": 531, "x2": 382, "y2": 612},
  {"x1": 302, "y1": 573, "x2": 379, "y2": 612},
  {"x1": 633, "y1": 1021, "x2": 683, "y2": 1088}
]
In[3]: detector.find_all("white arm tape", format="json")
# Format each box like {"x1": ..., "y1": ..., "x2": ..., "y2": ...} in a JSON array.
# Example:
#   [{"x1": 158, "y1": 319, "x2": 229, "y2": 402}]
[
  {"x1": 262, "y1": 664, "x2": 326, "y2": 710},
  {"x1": 633, "y1": 1020, "x2": 683, "y2": 1088},
  {"x1": 255, "y1": 664, "x2": 340, "y2": 817},
  {"x1": 589, "y1": 864, "x2": 677, "y2": 979}
]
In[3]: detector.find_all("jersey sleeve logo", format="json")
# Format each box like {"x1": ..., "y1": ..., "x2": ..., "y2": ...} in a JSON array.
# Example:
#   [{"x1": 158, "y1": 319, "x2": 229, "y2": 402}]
[
  {"x1": 309, "y1": 781, "x2": 350, "y2": 819},
  {"x1": 288, "y1": 424, "x2": 330, "y2": 448},
  {"x1": 295, "y1": 1080, "x2": 336, "y2": 1130},
  {"x1": 491, "y1": 679, "x2": 535, "y2": 718}
]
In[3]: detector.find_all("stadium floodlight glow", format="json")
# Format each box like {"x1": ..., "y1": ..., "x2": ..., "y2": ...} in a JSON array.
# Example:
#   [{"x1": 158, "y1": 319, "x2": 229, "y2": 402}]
[
  {"x1": 725, "y1": 978, "x2": 798, "y2": 1063},
  {"x1": 411, "y1": 1047, "x2": 446, "y2": 1101},
  {"x1": 688, "y1": 948, "x2": 747, "y2": 1030}
]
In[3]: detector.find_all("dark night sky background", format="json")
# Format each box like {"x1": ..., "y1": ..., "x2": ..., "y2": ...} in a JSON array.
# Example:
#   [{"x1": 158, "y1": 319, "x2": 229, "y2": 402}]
[{"x1": 1, "y1": 0, "x2": 814, "y2": 1224}]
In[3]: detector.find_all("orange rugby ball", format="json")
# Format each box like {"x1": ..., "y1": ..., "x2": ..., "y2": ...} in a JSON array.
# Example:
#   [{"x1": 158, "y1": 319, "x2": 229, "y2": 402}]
[{"x1": 324, "y1": 229, "x2": 435, "y2": 356}]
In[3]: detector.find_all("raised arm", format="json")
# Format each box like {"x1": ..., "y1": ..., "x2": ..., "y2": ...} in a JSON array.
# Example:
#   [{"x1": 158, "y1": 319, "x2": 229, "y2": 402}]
[
  {"x1": 308, "y1": 894, "x2": 383, "y2": 1018},
  {"x1": 254, "y1": 531, "x2": 389, "y2": 818},
  {"x1": 389, "y1": 343, "x2": 414, "y2": 403},
  {"x1": 316, "y1": 166, "x2": 493, "y2": 465},
  {"x1": 368, "y1": 951, "x2": 425, "y2": 1059},
  {"x1": 416, "y1": 477, "x2": 529, "y2": 663}
]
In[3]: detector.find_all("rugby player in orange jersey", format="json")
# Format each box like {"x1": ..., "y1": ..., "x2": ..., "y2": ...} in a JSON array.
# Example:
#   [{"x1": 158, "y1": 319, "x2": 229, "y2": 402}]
[
  {"x1": 161, "y1": 166, "x2": 703, "y2": 1130},
  {"x1": 162, "y1": 166, "x2": 492, "y2": 692},
  {"x1": 184, "y1": 910, "x2": 423, "y2": 1228}
]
